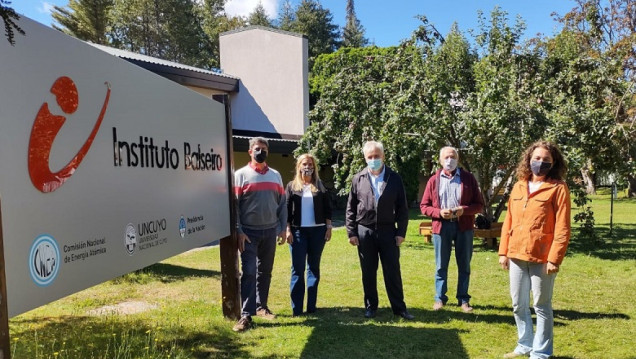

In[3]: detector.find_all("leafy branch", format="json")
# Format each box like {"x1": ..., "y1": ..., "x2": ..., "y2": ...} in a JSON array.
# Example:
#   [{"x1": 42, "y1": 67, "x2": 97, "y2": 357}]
[{"x1": 1, "y1": 0, "x2": 24, "y2": 45}]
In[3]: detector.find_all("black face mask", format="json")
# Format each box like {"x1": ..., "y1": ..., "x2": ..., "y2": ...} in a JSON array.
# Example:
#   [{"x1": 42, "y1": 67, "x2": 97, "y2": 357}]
[
  {"x1": 253, "y1": 149, "x2": 267, "y2": 164},
  {"x1": 531, "y1": 160, "x2": 552, "y2": 176}
]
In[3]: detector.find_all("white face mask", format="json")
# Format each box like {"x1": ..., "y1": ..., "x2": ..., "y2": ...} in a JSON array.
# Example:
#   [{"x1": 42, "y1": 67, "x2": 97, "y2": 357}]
[{"x1": 443, "y1": 158, "x2": 458, "y2": 171}]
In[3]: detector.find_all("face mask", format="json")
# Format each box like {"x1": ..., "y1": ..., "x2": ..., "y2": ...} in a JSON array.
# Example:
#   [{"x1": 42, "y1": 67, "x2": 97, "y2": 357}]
[
  {"x1": 367, "y1": 158, "x2": 383, "y2": 172},
  {"x1": 253, "y1": 149, "x2": 267, "y2": 164},
  {"x1": 531, "y1": 160, "x2": 552, "y2": 176},
  {"x1": 443, "y1": 158, "x2": 458, "y2": 172},
  {"x1": 301, "y1": 168, "x2": 314, "y2": 177}
]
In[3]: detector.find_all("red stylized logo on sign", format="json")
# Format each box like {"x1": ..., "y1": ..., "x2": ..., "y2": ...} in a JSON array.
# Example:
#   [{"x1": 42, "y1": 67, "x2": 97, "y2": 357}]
[{"x1": 28, "y1": 76, "x2": 111, "y2": 193}]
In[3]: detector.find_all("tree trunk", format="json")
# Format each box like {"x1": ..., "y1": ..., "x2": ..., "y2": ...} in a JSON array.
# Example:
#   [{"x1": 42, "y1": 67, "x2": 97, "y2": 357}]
[
  {"x1": 627, "y1": 174, "x2": 636, "y2": 198},
  {"x1": 490, "y1": 169, "x2": 515, "y2": 223},
  {"x1": 581, "y1": 168, "x2": 596, "y2": 195}
]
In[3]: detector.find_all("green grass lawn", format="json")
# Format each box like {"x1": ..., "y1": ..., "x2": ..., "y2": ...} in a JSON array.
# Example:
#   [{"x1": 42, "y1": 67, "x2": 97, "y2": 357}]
[{"x1": 9, "y1": 195, "x2": 636, "y2": 358}]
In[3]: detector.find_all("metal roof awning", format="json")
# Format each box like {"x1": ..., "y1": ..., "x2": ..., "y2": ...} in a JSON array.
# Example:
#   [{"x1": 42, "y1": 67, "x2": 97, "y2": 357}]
[
  {"x1": 89, "y1": 43, "x2": 239, "y2": 92},
  {"x1": 232, "y1": 134, "x2": 299, "y2": 154}
]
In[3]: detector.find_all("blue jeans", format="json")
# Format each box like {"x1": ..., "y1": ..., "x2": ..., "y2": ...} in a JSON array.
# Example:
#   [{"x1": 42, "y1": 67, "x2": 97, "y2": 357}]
[
  {"x1": 289, "y1": 226, "x2": 327, "y2": 315},
  {"x1": 240, "y1": 227, "x2": 277, "y2": 317},
  {"x1": 433, "y1": 221, "x2": 473, "y2": 304},
  {"x1": 509, "y1": 259, "x2": 556, "y2": 359}
]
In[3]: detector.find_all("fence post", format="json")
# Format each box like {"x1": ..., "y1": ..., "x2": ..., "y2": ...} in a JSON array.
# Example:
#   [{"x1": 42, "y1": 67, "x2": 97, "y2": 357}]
[{"x1": 609, "y1": 182, "x2": 615, "y2": 235}]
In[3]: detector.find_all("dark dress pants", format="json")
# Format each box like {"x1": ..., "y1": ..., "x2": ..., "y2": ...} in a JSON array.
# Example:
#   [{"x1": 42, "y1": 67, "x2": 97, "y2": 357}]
[{"x1": 357, "y1": 224, "x2": 407, "y2": 314}]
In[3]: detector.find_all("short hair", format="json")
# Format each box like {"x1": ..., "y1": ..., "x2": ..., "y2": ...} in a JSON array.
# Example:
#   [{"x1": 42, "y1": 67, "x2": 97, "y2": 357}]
[
  {"x1": 249, "y1": 137, "x2": 269, "y2": 149},
  {"x1": 362, "y1": 141, "x2": 384, "y2": 155},
  {"x1": 439, "y1": 146, "x2": 459, "y2": 161},
  {"x1": 516, "y1": 140, "x2": 567, "y2": 181}
]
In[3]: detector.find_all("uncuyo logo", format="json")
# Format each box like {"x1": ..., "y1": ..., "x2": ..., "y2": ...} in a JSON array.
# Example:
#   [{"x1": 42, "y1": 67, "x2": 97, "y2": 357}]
[
  {"x1": 125, "y1": 223, "x2": 137, "y2": 255},
  {"x1": 28, "y1": 76, "x2": 111, "y2": 193},
  {"x1": 29, "y1": 234, "x2": 60, "y2": 286}
]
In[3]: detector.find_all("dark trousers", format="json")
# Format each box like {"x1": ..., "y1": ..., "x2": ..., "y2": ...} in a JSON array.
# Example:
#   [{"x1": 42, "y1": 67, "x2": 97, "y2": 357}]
[
  {"x1": 289, "y1": 225, "x2": 327, "y2": 315},
  {"x1": 357, "y1": 224, "x2": 407, "y2": 313},
  {"x1": 240, "y1": 227, "x2": 277, "y2": 317}
]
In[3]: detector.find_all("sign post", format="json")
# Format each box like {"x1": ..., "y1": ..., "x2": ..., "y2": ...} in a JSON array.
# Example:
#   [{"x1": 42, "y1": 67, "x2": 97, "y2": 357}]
[{"x1": 220, "y1": 98, "x2": 241, "y2": 319}]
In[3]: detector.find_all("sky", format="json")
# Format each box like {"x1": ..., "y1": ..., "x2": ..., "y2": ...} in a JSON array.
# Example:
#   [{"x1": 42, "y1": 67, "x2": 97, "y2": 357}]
[{"x1": 12, "y1": 0, "x2": 578, "y2": 47}]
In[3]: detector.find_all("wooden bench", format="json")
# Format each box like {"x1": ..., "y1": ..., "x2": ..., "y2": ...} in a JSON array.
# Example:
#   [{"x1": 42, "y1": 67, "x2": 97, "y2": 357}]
[
  {"x1": 419, "y1": 221, "x2": 433, "y2": 243},
  {"x1": 418, "y1": 221, "x2": 503, "y2": 249},
  {"x1": 474, "y1": 222, "x2": 503, "y2": 249}
]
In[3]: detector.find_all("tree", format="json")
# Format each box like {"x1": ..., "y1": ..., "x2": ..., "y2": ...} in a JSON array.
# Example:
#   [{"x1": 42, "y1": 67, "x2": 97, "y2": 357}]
[
  {"x1": 299, "y1": 8, "x2": 550, "y2": 218},
  {"x1": 277, "y1": 0, "x2": 295, "y2": 31},
  {"x1": 198, "y1": 0, "x2": 241, "y2": 69},
  {"x1": 342, "y1": 0, "x2": 367, "y2": 48},
  {"x1": 289, "y1": 0, "x2": 340, "y2": 64},
  {"x1": 555, "y1": 0, "x2": 635, "y2": 78},
  {"x1": 299, "y1": 46, "x2": 401, "y2": 195},
  {"x1": 109, "y1": 0, "x2": 215, "y2": 69},
  {"x1": 457, "y1": 10, "x2": 548, "y2": 222},
  {"x1": 248, "y1": 1, "x2": 273, "y2": 27},
  {"x1": 1, "y1": 0, "x2": 24, "y2": 45},
  {"x1": 552, "y1": 0, "x2": 636, "y2": 196},
  {"x1": 51, "y1": 0, "x2": 113, "y2": 44},
  {"x1": 543, "y1": 31, "x2": 626, "y2": 194}
]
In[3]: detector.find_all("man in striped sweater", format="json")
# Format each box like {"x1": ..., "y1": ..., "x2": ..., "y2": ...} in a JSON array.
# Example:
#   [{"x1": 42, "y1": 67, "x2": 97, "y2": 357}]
[{"x1": 233, "y1": 137, "x2": 288, "y2": 332}]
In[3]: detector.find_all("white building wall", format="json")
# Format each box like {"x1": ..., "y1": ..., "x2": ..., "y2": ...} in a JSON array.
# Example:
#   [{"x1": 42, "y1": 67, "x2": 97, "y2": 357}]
[{"x1": 220, "y1": 27, "x2": 309, "y2": 137}]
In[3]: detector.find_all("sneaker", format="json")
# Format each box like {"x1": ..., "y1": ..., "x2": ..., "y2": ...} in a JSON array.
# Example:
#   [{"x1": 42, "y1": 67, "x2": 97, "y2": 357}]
[
  {"x1": 433, "y1": 301, "x2": 444, "y2": 311},
  {"x1": 256, "y1": 307, "x2": 277, "y2": 320},
  {"x1": 232, "y1": 316, "x2": 252, "y2": 332},
  {"x1": 460, "y1": 303, "x2": 473, "y2": 313},
  {"x1": 503, "y1": 351, "x2": 529, "y2": 358}
]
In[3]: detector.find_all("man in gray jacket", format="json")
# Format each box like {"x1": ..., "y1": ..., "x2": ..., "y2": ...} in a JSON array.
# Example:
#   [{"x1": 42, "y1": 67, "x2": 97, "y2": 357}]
[
  {"x1": 346, "y1": 141, "x2": 413, "y2": 320},
  {"x1": 233, "y1": 137, "x2": 287, "y2": 332}
]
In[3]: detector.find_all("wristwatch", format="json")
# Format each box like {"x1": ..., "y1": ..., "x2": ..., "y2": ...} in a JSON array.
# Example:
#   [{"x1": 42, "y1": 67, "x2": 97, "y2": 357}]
[{"x1": 326, "y1": 224, "x2": 333, "y2": 229}]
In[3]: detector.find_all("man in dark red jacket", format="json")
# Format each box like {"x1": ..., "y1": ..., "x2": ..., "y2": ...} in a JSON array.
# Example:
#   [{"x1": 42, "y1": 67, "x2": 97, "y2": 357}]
[{"x1": 420, "y1": 146, "x2": 484, "y2": 313}]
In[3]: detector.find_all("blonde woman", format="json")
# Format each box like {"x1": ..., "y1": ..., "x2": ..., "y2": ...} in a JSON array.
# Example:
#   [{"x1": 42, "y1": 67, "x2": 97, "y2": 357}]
[{"x1": 285, "y1": 154, "x2": 333, "y2": 316}]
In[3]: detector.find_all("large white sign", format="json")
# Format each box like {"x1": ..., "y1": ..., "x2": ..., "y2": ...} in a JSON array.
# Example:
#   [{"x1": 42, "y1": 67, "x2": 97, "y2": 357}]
[{"x1": 0, "y1": 17, "x2": 230, "y2": 317}]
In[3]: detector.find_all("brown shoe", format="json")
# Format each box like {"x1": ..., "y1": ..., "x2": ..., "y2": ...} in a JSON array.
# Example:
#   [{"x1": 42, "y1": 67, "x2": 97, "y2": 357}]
[
  {"x1": 232, "y1": 316, "x2": 252, "y2": 332},
  {"x1": 256, "y1": 307, "x2": 276, "y2": 320},
  {"x1": 503, "y1": 351, "x2": 529, "y2": 358},
  {"x1": 460, "y1": 303, "x2": 473, "y2": 313},
  {"x1": 433, "y1": 301, "x2": 444, "y2": 311}
]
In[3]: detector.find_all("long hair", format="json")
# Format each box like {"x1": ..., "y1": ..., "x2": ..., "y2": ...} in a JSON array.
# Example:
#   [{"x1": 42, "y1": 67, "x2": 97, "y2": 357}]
[
  {"x1": 291, "y1": 153, "x2": 324, "y2": 192},
  {"x1": 516, "y1": 141, "x2": 567, "y2": 181}
]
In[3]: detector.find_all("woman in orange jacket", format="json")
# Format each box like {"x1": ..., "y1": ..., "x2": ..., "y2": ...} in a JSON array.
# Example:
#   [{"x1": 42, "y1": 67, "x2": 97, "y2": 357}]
[{"x1": 498, "y1": 141, "x2": 571, "y2": 359}]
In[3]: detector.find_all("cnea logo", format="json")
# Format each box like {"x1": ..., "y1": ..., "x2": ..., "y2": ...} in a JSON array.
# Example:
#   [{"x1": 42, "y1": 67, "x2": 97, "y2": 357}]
[
  {"x1": 29, "y1": 235, "x2": 60, "y2": 286},
  {"x1": 28, "y1": 76, "x2": 111, "y2": 193}
]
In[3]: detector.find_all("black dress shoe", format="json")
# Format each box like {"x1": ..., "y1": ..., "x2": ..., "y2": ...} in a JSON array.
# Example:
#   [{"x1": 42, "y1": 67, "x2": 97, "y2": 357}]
[
  {"x1": 364, "y1": 309, "x2": 377, "y2": 318},
  {"x1": 397, "y1": 310, "x2": 415, "y2": 320}
]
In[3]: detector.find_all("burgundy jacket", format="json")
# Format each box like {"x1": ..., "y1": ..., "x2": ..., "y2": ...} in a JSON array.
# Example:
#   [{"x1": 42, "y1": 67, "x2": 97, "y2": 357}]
[{"x1": 419, "y1": 168, "x2": 484, "y2": 234}]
